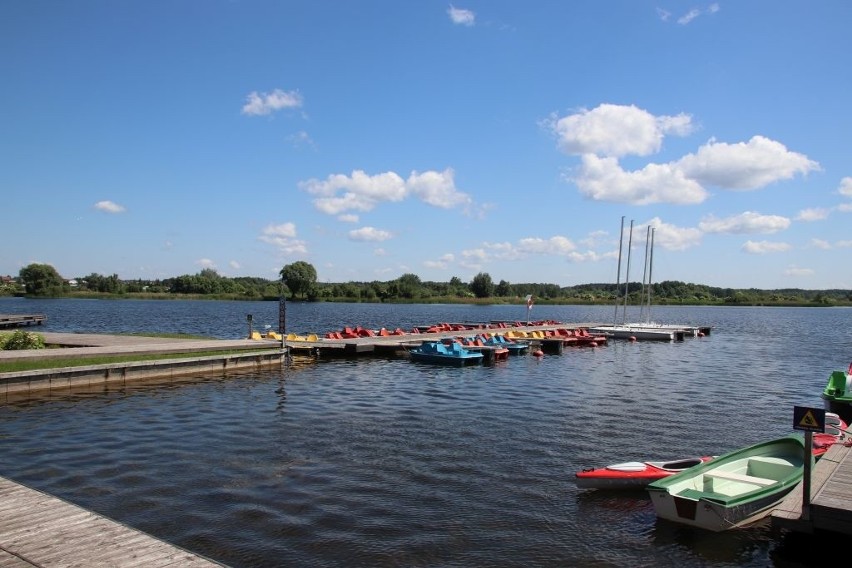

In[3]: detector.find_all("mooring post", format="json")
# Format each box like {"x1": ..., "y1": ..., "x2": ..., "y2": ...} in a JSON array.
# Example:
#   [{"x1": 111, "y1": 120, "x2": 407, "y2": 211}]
[
  {"x1": 279, "y1": 276, "x2": 287, "y2": 351},
  {"x1": 802, "y1": 431, "x2": 813, "y2": 521}
]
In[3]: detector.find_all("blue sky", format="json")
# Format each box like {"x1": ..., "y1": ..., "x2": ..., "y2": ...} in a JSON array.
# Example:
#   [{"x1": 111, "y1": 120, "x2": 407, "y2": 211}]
[{"x1": 3, "y1": 1, "x2": 851, "y2": 290}]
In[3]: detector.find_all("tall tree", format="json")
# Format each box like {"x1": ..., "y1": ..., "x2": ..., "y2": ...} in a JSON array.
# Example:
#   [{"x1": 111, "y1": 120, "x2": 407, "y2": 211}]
[
  {"x1": 396, "y1": 273, "x2": 422, "y2": 299},
  {"x1": 495, "y1": 279, "x2": 511, "y2": 297},
  {"x1": 19, "y1": 263, "x2": 65, "y2": 296},
  {"x1": 19, "y1": 263, "x2": 66, "y2": 296},
  {"x1": 469, "y1": 272, "x2": 494, "y2": 299},
  {"x1": 280, "y1": 261, "x2": 317, "y2": 300}
]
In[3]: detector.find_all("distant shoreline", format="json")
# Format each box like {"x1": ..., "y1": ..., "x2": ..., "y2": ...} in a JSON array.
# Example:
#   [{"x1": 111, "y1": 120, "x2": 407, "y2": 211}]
[{"x1": 1, "y1": 291, "x2": 849, "y2": 308}]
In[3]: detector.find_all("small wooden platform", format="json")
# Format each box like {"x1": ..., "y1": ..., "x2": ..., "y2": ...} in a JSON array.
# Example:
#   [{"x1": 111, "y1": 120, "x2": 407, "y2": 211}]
[
  {"x1": 0, "y1": 314, "x2": 46, "y2": 329},
  {"x1": 771, "y1": 442, "x2": 852, "y2": 534},
  {"x1": 0, "y1": 476, "x2": 225, "y2": 566}
]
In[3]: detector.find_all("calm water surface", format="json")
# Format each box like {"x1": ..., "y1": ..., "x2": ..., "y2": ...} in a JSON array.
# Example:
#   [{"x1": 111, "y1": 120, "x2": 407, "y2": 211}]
[{"x1": 0, "y1": 298, "x2": 850, "y2": 567}]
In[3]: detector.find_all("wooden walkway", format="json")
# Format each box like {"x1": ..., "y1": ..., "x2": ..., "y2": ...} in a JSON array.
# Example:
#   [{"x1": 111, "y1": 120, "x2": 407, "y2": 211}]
[
  {"x1": 771, "y1": 441, "x2": 852, "y2": 534},
  {"x1": 0, "y1": 476, "x2": 225, "y2": 567},
  {"x1": 0, "y1": 314, "x2": 46, "y2": 329},
  {"x1": 0, "y1": 332, "x2": 282, "y2": 362}
]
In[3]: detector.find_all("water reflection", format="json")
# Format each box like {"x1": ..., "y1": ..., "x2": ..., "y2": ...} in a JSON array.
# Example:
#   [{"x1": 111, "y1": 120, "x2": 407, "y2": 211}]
[{"x1": 650, "y1": 518, "x2": 778, "y2": 564}]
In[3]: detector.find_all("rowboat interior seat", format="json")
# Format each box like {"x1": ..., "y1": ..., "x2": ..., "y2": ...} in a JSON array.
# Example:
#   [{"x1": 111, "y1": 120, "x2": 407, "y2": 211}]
[{"x1": 746, "y1": 457, "x2": 796, "y2": 480}]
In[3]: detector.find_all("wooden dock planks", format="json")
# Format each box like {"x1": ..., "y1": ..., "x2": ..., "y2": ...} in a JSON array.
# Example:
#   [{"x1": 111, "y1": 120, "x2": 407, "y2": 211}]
[
  {"x1": 0, "y1": 477, "x2": 225, "y2": 567},
  {"x1": 771, "y1": 442, "x2": 852, "y2": 535},
  {"x1": 0, "y1": 315, "x2": 46, "y2": 329}
]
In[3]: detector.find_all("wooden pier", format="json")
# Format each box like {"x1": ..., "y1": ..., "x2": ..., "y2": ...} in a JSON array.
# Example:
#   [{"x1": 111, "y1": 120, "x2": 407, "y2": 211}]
[
  {"x1": 771, "y1": 441, "x2": 852, "y2": 535},
  {"x1": 0, "y1": 476, "x2": 225, "y2": 566},
  {"x1": 275, "y1": 320, "x2": 699, "y2": 360},
  {"x1": 279, "y1": 327, "x2": 576, "y2": 360},
  {"x1": 0, "y1": 314, "x2": 46, "y2": 329}
]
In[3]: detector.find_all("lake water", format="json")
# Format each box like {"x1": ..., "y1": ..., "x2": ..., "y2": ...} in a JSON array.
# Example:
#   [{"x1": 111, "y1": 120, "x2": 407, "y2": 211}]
[{"x1": 0, "y1": 297, "x2": 849, "y2": 567}]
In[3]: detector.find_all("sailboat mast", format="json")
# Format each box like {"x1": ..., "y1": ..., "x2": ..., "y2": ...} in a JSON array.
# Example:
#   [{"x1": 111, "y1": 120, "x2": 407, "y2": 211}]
[
  {"x1": 647, "y1": 227, "x2": 655, "y2": 323},
  {"x1": 613, "y1": 216, "x2": 625, "y2": 325},
  {"x1": 640, "y1": 225, "x2": 651, "y2": 323},
  {"x1": 621, "y1": 220, "x2": 634, "y2": 325}
]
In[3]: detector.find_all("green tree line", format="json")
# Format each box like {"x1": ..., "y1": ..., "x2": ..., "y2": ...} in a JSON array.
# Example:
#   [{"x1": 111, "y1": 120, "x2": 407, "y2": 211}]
[{"x1": 5, "y1": 261, "x2": 852, "y2": 307}]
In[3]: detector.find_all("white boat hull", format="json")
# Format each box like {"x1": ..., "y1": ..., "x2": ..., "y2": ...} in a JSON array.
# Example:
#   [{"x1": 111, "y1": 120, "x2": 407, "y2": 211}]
[
  {"x1": 587, "y1": 325, "x2": 681, "y2": 341},
  {"x1": 648, "y1": 484, "x2": 795, "y2": 531}
]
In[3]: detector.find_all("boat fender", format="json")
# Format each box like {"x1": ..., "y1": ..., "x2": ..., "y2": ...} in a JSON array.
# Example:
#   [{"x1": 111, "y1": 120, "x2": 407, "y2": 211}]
[{"x1": 847, "y1": 370, "x2": 852, "y2": 395}]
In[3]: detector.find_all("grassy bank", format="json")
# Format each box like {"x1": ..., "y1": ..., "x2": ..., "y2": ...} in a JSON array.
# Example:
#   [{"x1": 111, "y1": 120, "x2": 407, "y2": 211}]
[{"x1": 0, "y1": 349, "x2": 264, "y2": 373}]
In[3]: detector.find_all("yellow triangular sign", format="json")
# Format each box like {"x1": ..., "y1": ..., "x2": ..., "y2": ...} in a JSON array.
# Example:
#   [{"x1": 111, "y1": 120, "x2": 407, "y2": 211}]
[{"x1": 799, "y1": 410, "x2": 820, "y2": 428}]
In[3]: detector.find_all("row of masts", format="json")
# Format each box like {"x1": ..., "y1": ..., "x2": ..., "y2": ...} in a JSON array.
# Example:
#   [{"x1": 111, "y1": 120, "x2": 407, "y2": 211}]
[{"x1": 612, "y1": 216, "x2": 656, "y2": 326}]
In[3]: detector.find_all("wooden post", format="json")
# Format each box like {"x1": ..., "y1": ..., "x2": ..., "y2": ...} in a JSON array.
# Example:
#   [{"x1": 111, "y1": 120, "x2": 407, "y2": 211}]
[{"x1": 279, "y1": 276, "x2": 287, "y2": 351}]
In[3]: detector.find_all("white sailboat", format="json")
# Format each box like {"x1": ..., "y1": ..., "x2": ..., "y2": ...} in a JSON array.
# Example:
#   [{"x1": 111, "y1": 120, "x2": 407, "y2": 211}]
[
  {"x1": 588, "y1": 219, "x2": 681, "y2": 341},
  {"x1": 589, "y1": 219, "x2": 711, "y2": 340},
  {"x1": 625, "y1": 225, "x2": 711, "y2": 337}
]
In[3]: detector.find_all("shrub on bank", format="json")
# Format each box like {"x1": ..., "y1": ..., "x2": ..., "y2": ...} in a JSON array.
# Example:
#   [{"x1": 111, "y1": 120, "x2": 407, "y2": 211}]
[{"x1": 0, "y1": 330, "x2": 46, "y2": 350}]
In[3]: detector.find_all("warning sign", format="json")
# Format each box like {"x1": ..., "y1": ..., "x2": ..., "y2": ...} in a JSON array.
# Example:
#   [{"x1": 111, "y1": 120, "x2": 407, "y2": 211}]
[{"x1": 793, "y1": 406, "x2": 826, "y2": 433}]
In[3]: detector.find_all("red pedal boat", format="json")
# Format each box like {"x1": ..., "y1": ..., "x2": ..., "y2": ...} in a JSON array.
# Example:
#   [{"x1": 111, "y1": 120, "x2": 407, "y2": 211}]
[{"x1": 575, "y1": 456, "x2": 714, "y2": 490}]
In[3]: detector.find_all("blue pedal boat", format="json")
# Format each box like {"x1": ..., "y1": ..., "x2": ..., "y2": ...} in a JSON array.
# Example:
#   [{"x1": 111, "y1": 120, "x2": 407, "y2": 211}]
[
  {"x1": 483, "y1": 333, "x2": 531, "y2": 355},
  {"x1": 408, "y1": 339, "x2": 484, "y2": 367}
]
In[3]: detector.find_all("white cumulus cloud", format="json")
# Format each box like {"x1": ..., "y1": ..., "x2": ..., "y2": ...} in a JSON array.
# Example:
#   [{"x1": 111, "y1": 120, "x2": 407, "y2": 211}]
[
  {"x1": 258, "y1": 223, "x2": 308, "y2": 255},
  {"x1": 242, "y1": 89, "x2": 303, "y2": 116},
  {"x1": 551, "y1": 103, "x2": 694, "y2": 158},
  {"x1": 551, "y1": 104, "x2": 819, "y2": 206},
  {"x1": 424, "y1": 253, "x2": 455, "y2": 270},
  {"x1": 638, "y1": 218, "x2": 703, "y2": 251},
  {"x1": 699, "y1": 212, "x2": 791, "y2": 234},
  {"x1": 515, "y1": 236, "x2": 577, "y2": 256},
  {"x1": 796, "y1": 208, "x2": 830, "y2": 222},
  {"x1": 94, "y1": 200, "x2": 126, "y2": 213},
  {"x1": 676, "y1": 3, "x2": 719, "y2": 25},
  {"x1": 573, "y1": 155, "x2": 707, "y2": 205},
  {"x1": 784, "y1": 266, "x2": 814, "y2": 277},
  {"x1": 407, "y1": 169, "x2": 472, "y2": 209},
  {"x1": 448, "y1": 5, "x2": 475, "y2": 26},
  {"x1": 300, "y1": 168, "x2": 471, "y2": 214},
  {"x1": 676, "y1": 136, "x2": 819, "y2": 190},
  {"x1": 348, "y1": 226, "x2": 392, "y2": 242},
  {"x1": 741, "y1": 240, "x2": 792, "y2": 254}
]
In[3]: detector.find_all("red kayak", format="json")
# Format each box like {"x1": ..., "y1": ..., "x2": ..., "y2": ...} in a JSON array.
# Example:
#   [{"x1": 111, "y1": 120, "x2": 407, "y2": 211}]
[{"x1": 575, "y1": 456, "x2": 714, "y2": 490}]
